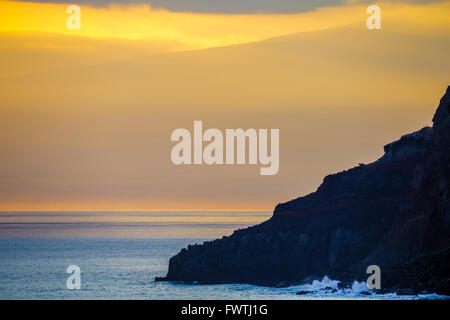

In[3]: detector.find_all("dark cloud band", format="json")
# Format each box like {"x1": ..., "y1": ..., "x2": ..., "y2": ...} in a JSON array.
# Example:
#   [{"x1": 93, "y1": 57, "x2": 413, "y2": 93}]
[{"x1": 14, "y1": 0, "x2": 445, "y2": 13}]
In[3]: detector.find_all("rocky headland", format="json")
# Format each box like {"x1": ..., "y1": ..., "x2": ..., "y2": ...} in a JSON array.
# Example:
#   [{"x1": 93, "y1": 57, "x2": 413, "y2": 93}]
[{"x1": 157, "y1": 87, "x2": 450, "y2": 295}]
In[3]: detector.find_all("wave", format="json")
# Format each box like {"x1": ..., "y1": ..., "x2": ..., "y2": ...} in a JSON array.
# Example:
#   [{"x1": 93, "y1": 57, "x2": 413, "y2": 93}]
[{"x1": 262, "y1": 276, "x2": 450, "y2": 300}]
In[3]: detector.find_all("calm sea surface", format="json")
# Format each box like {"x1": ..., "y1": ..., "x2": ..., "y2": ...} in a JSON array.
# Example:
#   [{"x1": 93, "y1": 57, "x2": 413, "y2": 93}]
[{"x1": 0, "y1": 211, "x2": 447, "y2": 299}]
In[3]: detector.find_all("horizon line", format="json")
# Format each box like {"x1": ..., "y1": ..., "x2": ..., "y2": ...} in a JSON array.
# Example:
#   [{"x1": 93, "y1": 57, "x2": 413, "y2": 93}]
[{"x1": 0, "y1": 208, "x2": 273, "y2": 212}]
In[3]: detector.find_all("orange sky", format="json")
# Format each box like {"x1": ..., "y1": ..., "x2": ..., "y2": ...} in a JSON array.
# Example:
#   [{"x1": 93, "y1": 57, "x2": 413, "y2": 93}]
[{"x1": 0, "y1": 1, "x2": 449, "y2": 211}]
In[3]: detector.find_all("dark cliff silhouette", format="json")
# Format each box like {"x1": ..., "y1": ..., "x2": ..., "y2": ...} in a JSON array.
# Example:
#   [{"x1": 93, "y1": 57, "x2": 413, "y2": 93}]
[{"x1": 157, "y1": 87, "x2": 450, "y2": 295}]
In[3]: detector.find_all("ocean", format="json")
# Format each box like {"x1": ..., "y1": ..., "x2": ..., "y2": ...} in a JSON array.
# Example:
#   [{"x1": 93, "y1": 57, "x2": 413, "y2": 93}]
[{"x1": 0, "y1": 211, "x2": 447, "y2": 300}]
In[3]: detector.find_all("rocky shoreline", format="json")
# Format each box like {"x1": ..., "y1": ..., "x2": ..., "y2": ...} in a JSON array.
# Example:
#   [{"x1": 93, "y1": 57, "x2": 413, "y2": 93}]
[{"x1": 156, "y1": 87, "x2": 450, "y2": 296}]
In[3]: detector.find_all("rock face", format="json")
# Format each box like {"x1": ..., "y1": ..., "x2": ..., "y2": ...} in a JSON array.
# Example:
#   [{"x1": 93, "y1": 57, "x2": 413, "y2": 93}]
[{"x1": 157, "y1": 87, "x2": 450, "y2": 294}]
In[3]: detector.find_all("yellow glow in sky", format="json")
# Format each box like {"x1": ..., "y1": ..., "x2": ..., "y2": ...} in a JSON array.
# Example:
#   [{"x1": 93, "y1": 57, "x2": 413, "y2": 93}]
[
  {"x1": 0, "y1": 1, "x2": 449, "y2": 211},
  {"x1": 1, "y1": 0, "x2": 448, "y2": 51},
  {"x1": 0, "y1": 1, "x2": 359, "y2": 49}
]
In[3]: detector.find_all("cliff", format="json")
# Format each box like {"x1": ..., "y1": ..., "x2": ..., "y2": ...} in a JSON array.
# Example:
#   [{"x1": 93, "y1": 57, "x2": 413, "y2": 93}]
[{"x1": 157, "y1": 87, "x2": 450, "y2": 294}]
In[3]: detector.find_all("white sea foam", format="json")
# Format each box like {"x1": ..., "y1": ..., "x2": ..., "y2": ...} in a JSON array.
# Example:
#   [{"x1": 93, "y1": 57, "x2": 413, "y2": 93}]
[{"x1": 264, "y1": 276, "x2": 450, "y2": 300}]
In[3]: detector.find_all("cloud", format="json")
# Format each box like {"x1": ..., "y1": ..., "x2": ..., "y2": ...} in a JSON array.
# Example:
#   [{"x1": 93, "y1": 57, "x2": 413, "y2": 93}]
[{"x1": 13, "y1": 0, "x2": 448, "y2": 14}]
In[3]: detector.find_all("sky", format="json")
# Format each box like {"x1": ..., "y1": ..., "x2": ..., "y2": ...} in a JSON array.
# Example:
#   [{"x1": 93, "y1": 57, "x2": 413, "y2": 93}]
[{"x1": 0, "y1": 0, "x2": 449, "y2": 211}]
